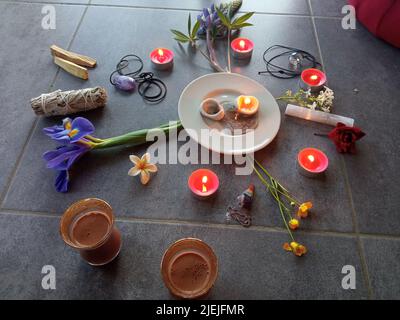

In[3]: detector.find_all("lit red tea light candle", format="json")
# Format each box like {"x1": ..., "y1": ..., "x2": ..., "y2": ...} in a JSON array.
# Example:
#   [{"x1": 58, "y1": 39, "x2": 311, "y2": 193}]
[
  {"x1": 188, "y1": 169, "x2": 219, "y2": 199},
  {"x1": 236, "y1": 95, "x2": 259, "y2": 116},
  {"x1": 150, "y1": 48, "x2": 174, "y2": 70},
  {"x1": 300, "y1": 68, "x2": 327, "y2": 93},
  {"x1": 297, "y1": 148, "x2": 329, "y2": 178},
  {"x1": 231, "y1": 37, "x2": 254, "y2": 60}
]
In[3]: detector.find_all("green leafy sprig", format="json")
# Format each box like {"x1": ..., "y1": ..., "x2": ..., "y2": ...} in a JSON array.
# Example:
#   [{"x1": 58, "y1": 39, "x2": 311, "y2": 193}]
[
  {"x1": 216, "y1": 8, "x2": 254, "y2": 72},
  {"x1": 171, "y1": 13, "x2": 200, "y2": 46},
  {"x1": 170, "y1": 7, "x2": 254, "y2": 73}
]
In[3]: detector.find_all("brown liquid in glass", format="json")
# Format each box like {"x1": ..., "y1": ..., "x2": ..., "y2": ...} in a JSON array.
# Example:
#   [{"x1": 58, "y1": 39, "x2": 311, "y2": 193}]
[
  {"x1": 170, "y1": 251, "x2": 210, "y2": 293},
  {"x1": 70, "y1": 211, "x2": 121, "y2": 266},
  {"x1": 71, "y1": 211, "x2": 110, "y2": 247}
]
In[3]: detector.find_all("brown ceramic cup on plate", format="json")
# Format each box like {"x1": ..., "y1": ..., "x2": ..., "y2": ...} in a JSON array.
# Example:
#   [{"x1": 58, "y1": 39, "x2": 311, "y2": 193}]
[
  {"x1": 60, "y1": 198, "x2": 122, "y2": 266},
  {"x1": 161, "y1": 238, "x2": 218, "y2": 299}
]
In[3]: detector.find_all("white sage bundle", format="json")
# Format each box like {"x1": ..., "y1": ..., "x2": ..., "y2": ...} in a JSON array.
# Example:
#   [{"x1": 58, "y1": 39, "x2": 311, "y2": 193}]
[{"x1": 31, "y1": 87, "x2": 107, "y2": 116}]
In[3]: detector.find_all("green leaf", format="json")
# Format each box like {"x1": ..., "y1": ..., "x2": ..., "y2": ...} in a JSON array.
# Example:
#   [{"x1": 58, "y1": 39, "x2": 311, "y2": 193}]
[
  {"x1": 232, "y1": 12, "x2": 254, "y2": 25},
  {"x1": 191, "y1": 20, "x2": 201, "y2": 39},
  {"x1": 216, "y1": 7, "x2": 231, "y2": 29},
  {"x1": 174, "y1": 37, "x2": 189, "y2": 43},
  {"x1": 231, "y1": 22, "x2": 253, "y2": 30},
  {"x1": 170, "y1": 29, "x2": 190, "y2": 41},
  {"x1": 188, "y1": 13, "x2": 191, "y2": 36}
]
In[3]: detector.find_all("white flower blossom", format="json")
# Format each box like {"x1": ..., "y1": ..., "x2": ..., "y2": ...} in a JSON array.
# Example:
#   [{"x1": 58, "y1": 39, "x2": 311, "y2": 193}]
[
  {"x1": 316, "y1": 86, "x2": 334, "y2": 112},
  {"x1": 308, "y1": 102, "x2": 317, "y2": 110},
  {"x1": 320, "y1": 105, "x2": 331, "y2": 113}
]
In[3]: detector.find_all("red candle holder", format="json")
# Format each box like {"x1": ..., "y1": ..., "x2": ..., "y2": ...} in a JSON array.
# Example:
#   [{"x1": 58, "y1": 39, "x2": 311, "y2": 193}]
[
  {"x1": 300, "y1": 68, "x2": 327, "y2": 93},
  {"x1": 297, "y1": 148, "x2": 329, "y2": 178},
  {"x1": 150, "y1": 48, "x2": 174, "y2": 70},
  {"x1": 188, "y1": 169, "x2": 219, "y2": 199},
  {"x1": 231, "y1": 37, "x2": 254, "y2": 60}
]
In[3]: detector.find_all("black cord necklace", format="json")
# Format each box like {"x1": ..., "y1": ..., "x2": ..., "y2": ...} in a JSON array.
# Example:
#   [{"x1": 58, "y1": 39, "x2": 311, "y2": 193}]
[
  {"x1": 109, "y1": 54, "x2": 167, "y2": 103},
  {"x1": 258, "y1": 45, "x2": 321, "y2": 79}
]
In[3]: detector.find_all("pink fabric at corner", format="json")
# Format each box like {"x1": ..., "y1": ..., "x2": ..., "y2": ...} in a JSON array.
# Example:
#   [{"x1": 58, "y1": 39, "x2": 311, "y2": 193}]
[{"x1": 348, "y1": 0, "x2": 400, "y2": 48}]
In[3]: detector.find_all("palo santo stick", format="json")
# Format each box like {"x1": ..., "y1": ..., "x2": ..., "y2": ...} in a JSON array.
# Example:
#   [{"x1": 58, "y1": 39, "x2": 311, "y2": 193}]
[
  {"x1": 50, "y1": 44, "x2": 96, "y2": 68},
  {"x1": 54, "y1": 56, "x2": 89, "y2": 80}
]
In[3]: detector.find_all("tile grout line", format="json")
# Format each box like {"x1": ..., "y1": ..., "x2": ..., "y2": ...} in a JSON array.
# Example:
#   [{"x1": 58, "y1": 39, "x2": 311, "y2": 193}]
[
  {"x1": 307, "y1": 0, "x2": 326, "y2": 72},
  {"x1": 0, "y1": 1, "x2": 91, "y2": 208},
  {"x1": 1, "y1": 208, "x2": 400, "y2": 242},
  {"x1": 0, "y1": 0, "x2": 342, "y2": 19},
  {"x1": 340, "y1": 156, "x2": 374, "y2": 299},
  {"x1": 307, "y1": 0, "x2": 373, "y2": 299}
]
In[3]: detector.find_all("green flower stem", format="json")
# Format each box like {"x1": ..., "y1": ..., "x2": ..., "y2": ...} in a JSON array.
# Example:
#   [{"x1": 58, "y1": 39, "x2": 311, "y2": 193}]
[
  {"x1": 93, "y1": 122, "x2": 182, "y2": 150},
  {"x1": 227, "y1": 29, "x2": 232, "y2": 73},
  {"x1": 258, "y1": 167, "x2": 294, "y2": 241},
  {"x1": 267, "y1": 177, "x2": 295, "y2": 241},
  {"x1": 253, "y1": 165, "x2": 290, "y2": 213},
  {"x1": 271, "y1": 179, "x2": 293, "y2": 222},
  {"x1": 254, "y1": 159, "x2": 300, "y2": 205},
  {"x1": 276, "y1": 188, "x2": 295, "y2": 242},
  {"x1": 196, "y1": 40, "x2": 225, "y2": 73},
  {"x1": 193, "y1": 42, "x2": 225, "y2": 72},
  {"x1": 273, "y1": 179, "x2": 301, "y2": 207},
  {"x1": 86, "y1": 135, "x2": 105, "y2": 143}
]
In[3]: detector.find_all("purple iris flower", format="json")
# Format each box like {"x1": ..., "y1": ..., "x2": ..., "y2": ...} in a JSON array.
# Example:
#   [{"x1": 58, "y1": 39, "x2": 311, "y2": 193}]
[
  {"x1": 43, "y1": 117, "x2": 95, "y2": 144},
  {"x1": 55, "y1": 170, "x2": 69, "y2": 193},
  {"x1": 43, "y1": 144, "x2": 89, "y2": 192},
  {"x1": 43, "y1": 144, "x2": 89, "y2": 171},
  {"x1": 198, "y1": 4, "x2": 221, "y2": 32}
]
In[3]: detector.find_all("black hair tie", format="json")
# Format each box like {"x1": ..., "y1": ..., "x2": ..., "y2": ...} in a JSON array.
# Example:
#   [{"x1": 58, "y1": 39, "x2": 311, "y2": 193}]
[
  {"x1": 137, "y1": 72, "x2": 167, "y2": 103},
  {"x1": 109, "y1": 54, "x2": 167, "y2": 103}
]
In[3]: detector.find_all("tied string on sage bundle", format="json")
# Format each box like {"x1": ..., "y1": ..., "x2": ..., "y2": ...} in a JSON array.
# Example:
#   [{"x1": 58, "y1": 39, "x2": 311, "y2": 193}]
[
  {"x1": 31, "y1": 87, "x2": 107, "y2": 117},
  {"x1": 109, "y1": 54, "x2": 167, "y2": 103}
]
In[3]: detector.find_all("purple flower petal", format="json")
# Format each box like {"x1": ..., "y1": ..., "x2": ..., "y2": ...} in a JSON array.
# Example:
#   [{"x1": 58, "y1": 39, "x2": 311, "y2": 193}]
[
  {"x1": 43, "y1": 117, "x2": 95, "y2": 144},
  {"x1": 55, "y1": 170, "x2": 69, "y2": 193},
  {"x1": 69, "y1": 117, "x2": 95, "y2": 143},
  {"x1": 212, "y1": 12, "x2": 218, "y2": 22},
  {"x1": 43, "y1": 124, "x2": 64, "y2": 135},
  {"x1": 43, "y1": 144, "x2": 89, "y2": 170}
]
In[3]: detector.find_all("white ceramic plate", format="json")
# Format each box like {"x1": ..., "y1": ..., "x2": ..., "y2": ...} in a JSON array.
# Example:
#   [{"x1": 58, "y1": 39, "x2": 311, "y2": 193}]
[{"x1": 178, "y1": 72, "x2": 281, "y2": 155}]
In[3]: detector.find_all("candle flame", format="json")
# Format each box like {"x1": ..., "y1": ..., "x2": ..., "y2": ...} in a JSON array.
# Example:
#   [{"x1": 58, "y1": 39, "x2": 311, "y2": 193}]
[
  {"x1": 307, "y1": 155, "x2": 315, "y2": 162},
  {"x1": 202, "y1": 175, "x2": 208, "y2": 193},
  {"x1": 239, "y1": 40, "x2": 246, "y2": 49},
  {"x1": 158, "y1": 48, "x2": 164, "y2": 57},
  {"x1": 244, "y1": 97, "x2": 252, "y2": 105},
  {"x1": 310, "y1": 75, "x2": 318, "y2": 81}
]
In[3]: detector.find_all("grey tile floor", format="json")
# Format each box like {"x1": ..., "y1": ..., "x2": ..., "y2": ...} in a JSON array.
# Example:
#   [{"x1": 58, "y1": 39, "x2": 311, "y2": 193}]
[{"x1": 0, "y1": 0, "x2": 399, "y2": 299}]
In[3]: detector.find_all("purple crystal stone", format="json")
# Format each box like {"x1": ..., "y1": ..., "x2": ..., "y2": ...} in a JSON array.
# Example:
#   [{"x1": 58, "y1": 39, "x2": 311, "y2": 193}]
[{"x1": 114, "y1": 75, "x2": 136, "y2": 92}]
